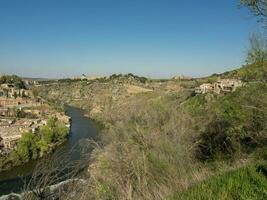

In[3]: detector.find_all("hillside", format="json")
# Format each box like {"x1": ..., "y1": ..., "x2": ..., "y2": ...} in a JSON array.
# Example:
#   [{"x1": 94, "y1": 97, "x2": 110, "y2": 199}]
[
  {"x1": 222, "y1": 61, "x2": 267, "y2": 81},
  {"x1": 33, "y1": 62, "x2": 266, "y2": 200},
  {"x1": 36, "y1": 74, "x2": 190, "y2": 120}
]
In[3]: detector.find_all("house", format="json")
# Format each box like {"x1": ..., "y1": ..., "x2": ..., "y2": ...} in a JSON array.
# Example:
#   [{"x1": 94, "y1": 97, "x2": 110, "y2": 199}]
[
  {"x1": 0, "y1": 118, "x2": 48, "y2": 150},
  {"x1": 0, "y1": 126, "x2": 22, "y2": 149},
  {"x1": 0, "y1": 108, "x2": 10, "y2": 117},
  {"x1": 214, "y1": 79, "x2": 243, "y2": 94},
  {"x1": 1, "y1": 135, "x2": 22, "y2": 149},
  {"x1": 195, "y1": 83, "x2": 214, "y2": 94},
  {"x1": 195, "y1": 78, "x2": 243, "y2": 94}
]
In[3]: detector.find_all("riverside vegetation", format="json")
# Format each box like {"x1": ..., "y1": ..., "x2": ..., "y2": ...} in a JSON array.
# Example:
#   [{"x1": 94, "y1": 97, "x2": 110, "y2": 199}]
[
  {"x1": 0, "y1": 75, "x2": 70, "y2": 172},
  {"x1": 0, "y1": 117, "x2": 69, "y2": 171},
  {"x1": 34, "y1": 60, "x2": 267, "y2": 200}
]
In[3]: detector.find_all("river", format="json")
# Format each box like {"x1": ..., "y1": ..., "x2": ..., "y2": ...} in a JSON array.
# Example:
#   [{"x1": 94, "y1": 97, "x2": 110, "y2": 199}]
[{"x1": 0, "y1": 106, "x2": 98, "y2": 196}]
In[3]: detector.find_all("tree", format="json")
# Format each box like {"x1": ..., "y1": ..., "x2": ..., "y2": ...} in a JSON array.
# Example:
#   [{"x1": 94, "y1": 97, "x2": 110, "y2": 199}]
[
  {"x1": 47, "y1": 117, "x2": 57, "y2": 128},
  {"x1": 16, "y1": 132, "x2": 38, "y2": 161},
  {"x1": 40, "y1": 125, "x2": 55, "y2": 143},
  {"x1": 241, "y1": 0, "x2": 267, "y2": 26},
  {"x1": 23, "y1": 144, "x2": 92, "y2": 200},
  {"x1": 0, "y1": 75, "x2": 26, "y2": 89},
  {"x1": 240, "y1": 1, "x2": 267, "y2": 64},
  {"x1": 54, "y1": 122, "x2": 69, "y2": 141},
  {"x1": 246, "y1": 33, "x2": 267, "y2": 64},
  {"x1": 37, "y1": 139, "x2": 51, "y2": 157}
]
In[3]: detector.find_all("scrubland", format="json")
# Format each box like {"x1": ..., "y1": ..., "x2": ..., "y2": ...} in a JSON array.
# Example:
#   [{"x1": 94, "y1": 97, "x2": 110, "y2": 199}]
[{"x1": 35, "y1": 62, "x2": 267, "y2": 200}]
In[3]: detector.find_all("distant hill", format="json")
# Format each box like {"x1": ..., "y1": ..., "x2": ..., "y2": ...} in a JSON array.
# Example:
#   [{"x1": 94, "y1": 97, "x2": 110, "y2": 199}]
[{"x1": 22, "y1": 77, "x2": 56, "y2": 82}]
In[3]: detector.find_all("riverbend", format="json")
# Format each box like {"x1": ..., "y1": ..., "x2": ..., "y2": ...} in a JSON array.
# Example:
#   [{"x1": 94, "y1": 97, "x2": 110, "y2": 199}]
[{"x1": 0, "y1": 106, "x2": 98, "y2": 196}]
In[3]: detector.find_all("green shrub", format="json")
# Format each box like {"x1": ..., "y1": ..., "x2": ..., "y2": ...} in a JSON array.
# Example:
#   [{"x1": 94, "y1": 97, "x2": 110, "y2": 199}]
[
  {"x1": 170, "y1": 164, "x2": 267, "y2": 200},
  {"x1": 0, "y1": 118, "x2": 69, "y2": 171},
  {"x1": 196, "y1": 83, "x2": 267, "y2": 161}
]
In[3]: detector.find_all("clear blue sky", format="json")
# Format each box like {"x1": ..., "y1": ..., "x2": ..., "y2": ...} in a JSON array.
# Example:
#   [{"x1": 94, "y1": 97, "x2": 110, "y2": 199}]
[{"x1": 0, "y1": 0, "x2": 260, "y2": 78}]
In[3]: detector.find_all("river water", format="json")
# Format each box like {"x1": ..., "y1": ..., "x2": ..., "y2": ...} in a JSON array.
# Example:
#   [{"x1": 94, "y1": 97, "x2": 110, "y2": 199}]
[{"x1": 0, "y1": 106, "x2": 98, "y2": 196}]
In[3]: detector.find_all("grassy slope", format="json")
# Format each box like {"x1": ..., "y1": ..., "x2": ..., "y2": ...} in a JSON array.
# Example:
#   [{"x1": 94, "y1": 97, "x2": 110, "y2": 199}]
[
  {"x1": 185, "y1": 82, "x2": 267, "y2": 161},
  {"x1": 222, "y1": 61, "x2": 267, "y2": 81},
  {"x1": 168, "y1": 62, "x2": 267, "y2": 200},
  {"x1": 170, "y1": 164, "x2": 267, "y2": 200}
]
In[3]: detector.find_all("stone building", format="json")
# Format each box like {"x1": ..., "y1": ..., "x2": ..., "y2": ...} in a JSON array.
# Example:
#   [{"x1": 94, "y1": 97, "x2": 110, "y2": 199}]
[
  {"x1": 195, "y1": 83, "x2": 214, "y2": 94},
  {"x1": 195, "y1": 78, "x2": 243, "y2": 94},
  {"x1": 213, "y1": 78, "x2": 243, "y2": 94},
  {"x1": 1, "y1": 135, "x2": 22, "y2": 149},
  {"x1": 0, "y1": 119, "x2": 47, "y2": 150}
]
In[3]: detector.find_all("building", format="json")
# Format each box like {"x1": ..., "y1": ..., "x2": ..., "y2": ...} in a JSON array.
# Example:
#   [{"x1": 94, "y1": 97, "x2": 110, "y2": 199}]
[
  {"x1": 72, "y1": 74, "x2": 104, "y2": 81},
  {"x1": 172, "y1": 75, "x2": 193, "y2": 81},
  {"x1": 0, "y1": 84, "x2": 32, "y2": 99},
  {"x1": 213, "y1": 79, "x2": 243, "y2": 94},
  {"x1": 0, "y1": 126, "x2": 22, "y2": 149},
  {"x1": 0, "y1": 108, "x2": 10, "y2": 117},
  {"x1": 1, "y1": 135, "x2": 22, "y2": 149},
  {"x1": 195, "y1": 78, "x2": 243, "y2": 94},
  {"x1": 195, "y1": 83, "x2": 214, "y2": 94},
  {"x1": 0, "y1": 118, "x2": 47, "y2": 150}
]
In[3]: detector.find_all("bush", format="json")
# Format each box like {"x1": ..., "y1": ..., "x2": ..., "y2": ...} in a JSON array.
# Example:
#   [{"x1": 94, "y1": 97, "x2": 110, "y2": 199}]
[
  {"x1": 170, "y1": 164, "x2": 267, "y2": 200},
  {"x1": 195, "y1": 83, "x2": 267, "y2": 161},
  {"x1": 0, "y1": 118, "x2": 69, "y2": 171},
  {"x1": 0, "y1": 75, "x2": 26, "y2": 89}
]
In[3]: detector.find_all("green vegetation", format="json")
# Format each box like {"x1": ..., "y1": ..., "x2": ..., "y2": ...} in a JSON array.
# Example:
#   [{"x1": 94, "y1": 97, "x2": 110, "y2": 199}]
[
  {"x1": 223, "y1": 61, "x2": 267, "y2": 81},
  {"x1": 84, "y1": 92, "x2": 199, "y2": 199},
  {"x1": 34, "y1": 62, "x2": 266, "y2": 199},
  {"x1": 190, "y1": 82, "x2": 267, "y2": 161},
  {"x1": 241, "y1": 0, "x2": 267, "y2": 27},
  {"x1": 109, "y1": 73, "x2": 148, "y2": 83},
  {"x1": 170, "y1": 164, "x2": 267, "y2": 200},
  {"x1": 0, "y1": 118, "x2": 69, "y2": 171},
  {"x1": 0, "y1": 75, "x2": 26, "y2": 89}
]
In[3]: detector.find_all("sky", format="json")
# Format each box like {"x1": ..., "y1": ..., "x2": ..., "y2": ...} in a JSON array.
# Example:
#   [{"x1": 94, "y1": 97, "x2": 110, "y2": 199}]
[{"x1": 0, "y1": 0, "x2": 261, "y2": 78}]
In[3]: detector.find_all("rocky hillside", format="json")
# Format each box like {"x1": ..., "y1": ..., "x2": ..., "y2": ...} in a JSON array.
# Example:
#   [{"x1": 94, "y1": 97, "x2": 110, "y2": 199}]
[
  {"x1": 36, "y1": 74, "x2": 192, "y2": 120},
  {"x1": 34, "y1": 63, "x2": 266, "y2": 200}
]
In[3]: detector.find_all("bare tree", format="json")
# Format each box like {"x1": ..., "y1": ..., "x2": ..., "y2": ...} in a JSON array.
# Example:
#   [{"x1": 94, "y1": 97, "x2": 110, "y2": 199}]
[
  {"x1": 22, "y1": 140, "x2": 98, "y2": 200},
  {"x1": 246, "y1": 33, "x2": 267, "y2": 63},
  {"x1": 241, "y1": 0, "x2": 267, "y2": 26}
]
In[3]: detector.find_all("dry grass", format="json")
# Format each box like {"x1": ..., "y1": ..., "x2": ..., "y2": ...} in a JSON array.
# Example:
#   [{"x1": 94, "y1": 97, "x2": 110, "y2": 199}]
[
  {"x1": 126, "y1": 84, "x2": 153, "y2": 94},
  {"x1": 68, "y1": 91, "x2": 208, "y2": 200}
]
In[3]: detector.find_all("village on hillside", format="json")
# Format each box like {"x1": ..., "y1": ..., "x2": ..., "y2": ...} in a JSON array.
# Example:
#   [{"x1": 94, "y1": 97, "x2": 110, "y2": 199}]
[
  {"x1": 0, "y1": 75, "x2": 70, "y2": 155},
  {"x1": 195, "y1": 78, "x2": 243, "y2": 94}
]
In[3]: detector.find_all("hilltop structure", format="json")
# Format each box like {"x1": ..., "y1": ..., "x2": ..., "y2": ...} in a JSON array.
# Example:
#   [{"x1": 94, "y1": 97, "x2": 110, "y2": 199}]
[
  {"x1": 72, "y1": 74, "x2": 105, "y2": 81},
  {"x1": 172, "y1": 75, "x2": 193, "y2": 81}
]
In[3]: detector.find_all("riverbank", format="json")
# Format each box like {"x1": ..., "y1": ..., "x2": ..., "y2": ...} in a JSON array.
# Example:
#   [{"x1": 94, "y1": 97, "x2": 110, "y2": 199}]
[
  {"x1": 0, "y1": 117, "x2": 70, "y2": 172},
  {"x1": 0, "y1": 106, "x2": 98, "y2": 196}
]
